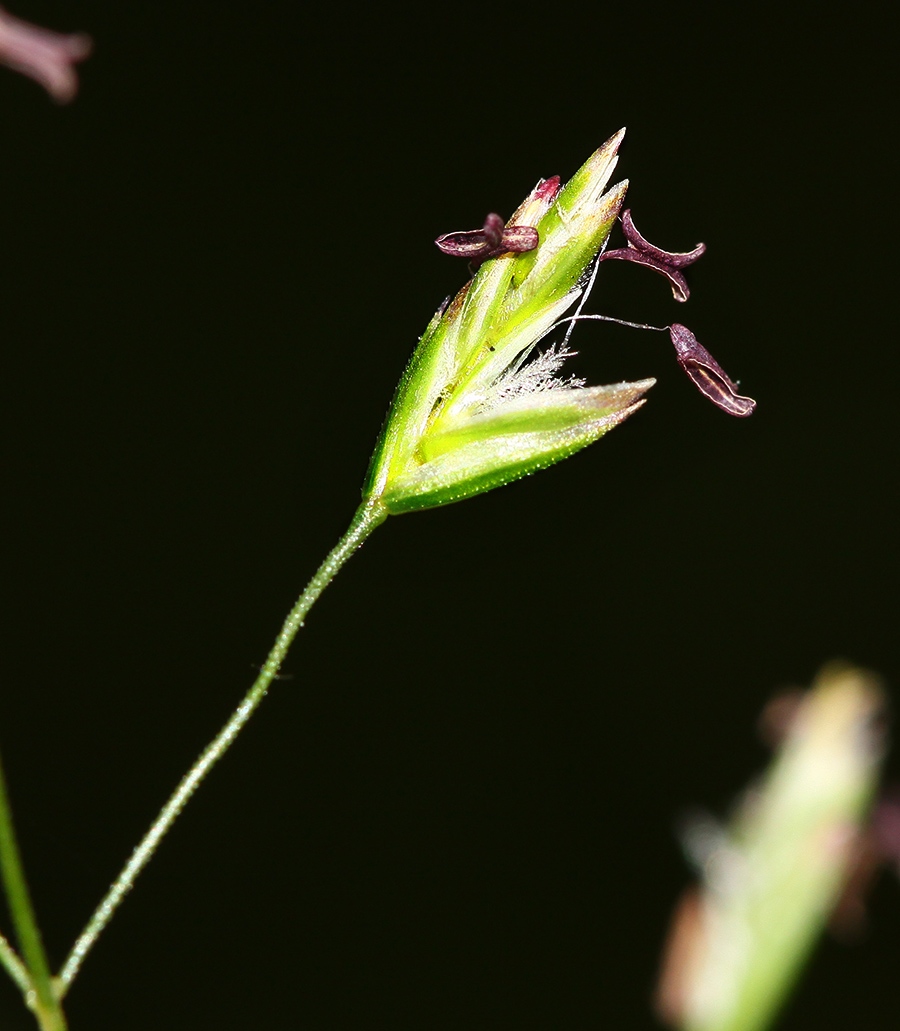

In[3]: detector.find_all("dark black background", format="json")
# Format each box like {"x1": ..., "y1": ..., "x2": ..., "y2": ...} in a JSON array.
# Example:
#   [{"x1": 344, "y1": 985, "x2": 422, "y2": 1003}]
[{"x1": 0, "y1": 2, "x2": 897, "y2": 1029}]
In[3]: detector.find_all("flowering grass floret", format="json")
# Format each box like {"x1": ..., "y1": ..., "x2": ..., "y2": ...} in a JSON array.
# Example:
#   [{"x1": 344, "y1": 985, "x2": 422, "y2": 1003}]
[{"x1": 363, "y1": 129, "x2": 655, "y2": 514}]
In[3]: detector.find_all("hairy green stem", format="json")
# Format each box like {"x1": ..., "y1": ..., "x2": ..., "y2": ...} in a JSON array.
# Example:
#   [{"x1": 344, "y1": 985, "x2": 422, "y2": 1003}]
[
  {"x1": 58, "y1": 498, "x2": 388, "y2": 992},
  {"x1": 0, "y1": 750, "x2": 67, "y2": 1031}
]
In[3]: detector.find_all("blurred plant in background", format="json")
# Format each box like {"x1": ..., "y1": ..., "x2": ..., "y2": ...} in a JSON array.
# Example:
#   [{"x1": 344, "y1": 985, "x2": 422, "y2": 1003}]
[{"x1": 656, "y1": 665, "x2": 888, "y2": 1031}]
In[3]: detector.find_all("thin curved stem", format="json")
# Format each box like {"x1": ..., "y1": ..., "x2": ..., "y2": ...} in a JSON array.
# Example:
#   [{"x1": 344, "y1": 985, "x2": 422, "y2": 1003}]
[
  {"x1": 0, "y1": 749, "x2": 67, "y2": 1030},
  {"x1": 58, "y1": 497, "x2": 388, "y2": 992}
]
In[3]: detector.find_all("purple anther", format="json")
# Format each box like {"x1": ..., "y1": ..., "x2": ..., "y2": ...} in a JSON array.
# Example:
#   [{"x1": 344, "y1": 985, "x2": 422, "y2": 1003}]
[
  {"x1": 436, "y1": 213, "x2": 539, "y2": 267},
  {"x1": 669, "y1": 324, "x2": 756, "y2": 417},
  {"x1": 601, "y1": 210, "x2": 706, "y2": 302}
]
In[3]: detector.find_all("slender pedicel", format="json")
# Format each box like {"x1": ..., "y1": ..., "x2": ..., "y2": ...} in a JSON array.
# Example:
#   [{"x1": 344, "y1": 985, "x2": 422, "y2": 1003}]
[{"x1": 58, "y1": 499, "x2": 387, "y2": 991}]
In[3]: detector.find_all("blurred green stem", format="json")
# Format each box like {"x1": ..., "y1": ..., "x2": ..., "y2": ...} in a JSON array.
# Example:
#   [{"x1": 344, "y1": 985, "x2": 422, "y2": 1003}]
[
  {"x1": 57, "y1": 497, "x2": 388, "y2": 992},
  {"x1": 0, "y1": 749, "x2": 68, "y2": 1031}
]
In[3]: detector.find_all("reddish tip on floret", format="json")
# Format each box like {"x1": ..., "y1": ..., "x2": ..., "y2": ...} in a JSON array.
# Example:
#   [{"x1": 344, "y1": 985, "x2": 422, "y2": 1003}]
[{"x1": 534, "y1": 176, "x2": 561, "y2": 203}]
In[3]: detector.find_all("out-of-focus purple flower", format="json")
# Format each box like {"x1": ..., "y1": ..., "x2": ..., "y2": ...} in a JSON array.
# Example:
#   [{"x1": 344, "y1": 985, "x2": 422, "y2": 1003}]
[{"x1": 0, "y1": 6, "x2": 91, "y2": 102}]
